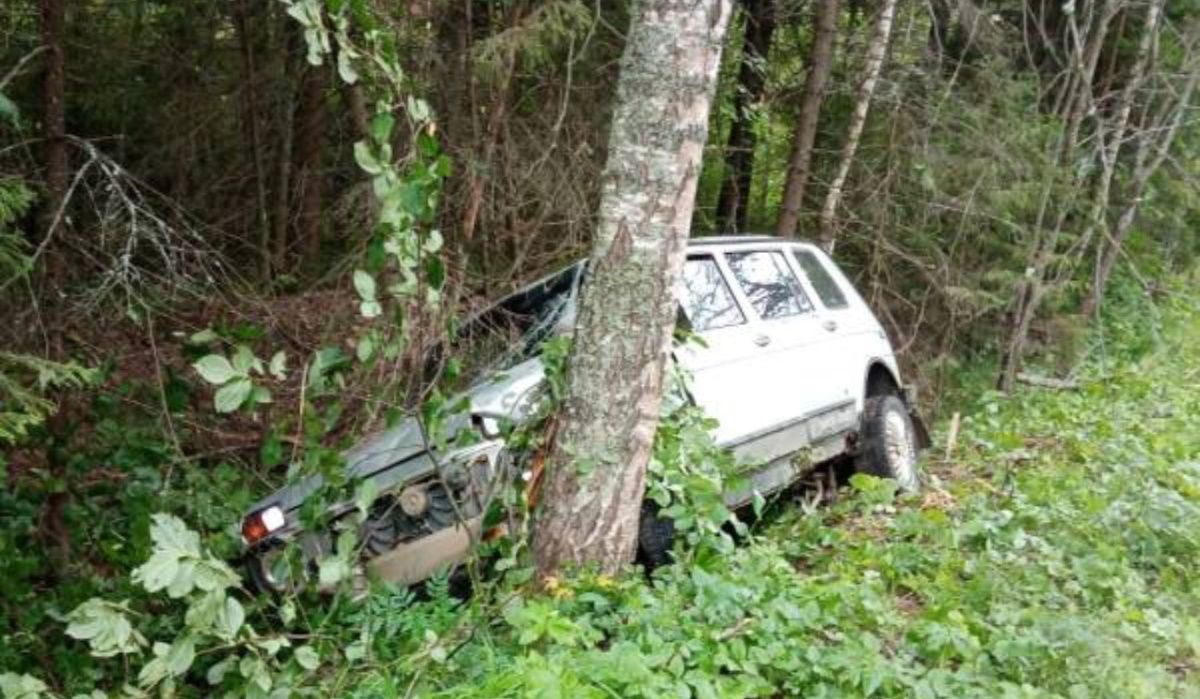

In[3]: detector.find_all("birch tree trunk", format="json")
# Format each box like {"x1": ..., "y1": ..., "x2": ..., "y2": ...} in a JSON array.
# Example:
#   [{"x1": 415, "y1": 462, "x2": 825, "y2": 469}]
[
  {"x1": 532, "y1": 0, "x2": 733, "y2": 579},
  {"x1": 816, "y1": 0, "x2": 897, "y2": 252},
  {"x1": 775, "y1": 0, "x2": 839, "y2": 238}
]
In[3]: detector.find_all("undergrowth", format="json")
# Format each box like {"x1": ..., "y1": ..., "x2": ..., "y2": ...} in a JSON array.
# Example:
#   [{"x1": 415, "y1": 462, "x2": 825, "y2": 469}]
[{"x1": 3, "y1": 282, "x2": 1198, "y2": 698}]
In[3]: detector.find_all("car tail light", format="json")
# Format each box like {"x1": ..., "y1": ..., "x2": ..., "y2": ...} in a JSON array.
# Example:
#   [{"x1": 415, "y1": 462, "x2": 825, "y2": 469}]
[{"x1": 242, "y1": 505, "x2": 285, "y2": 545}]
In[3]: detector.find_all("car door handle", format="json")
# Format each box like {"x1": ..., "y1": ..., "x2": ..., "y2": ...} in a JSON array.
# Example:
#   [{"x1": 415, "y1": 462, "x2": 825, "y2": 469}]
[
  {"x1": 754, "y1": 334, "x2": 771, "y2": 347},
  {"x1": 822, "y1": 319, "x2": 838, "y2": 332}
]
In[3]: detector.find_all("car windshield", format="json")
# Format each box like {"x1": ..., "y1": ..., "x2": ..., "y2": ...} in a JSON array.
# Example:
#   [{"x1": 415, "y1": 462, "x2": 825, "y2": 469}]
[{"x1": 451, "y1": 263, "x2": 581, "y2": 385}]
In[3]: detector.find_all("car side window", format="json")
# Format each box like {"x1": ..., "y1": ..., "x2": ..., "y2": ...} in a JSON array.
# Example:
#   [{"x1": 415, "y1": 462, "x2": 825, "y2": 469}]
[
  {"x1": 792, "y1": 249, "x2": 849, "y2": 310},
  {"x1": 678, "y1": 257, "x2": 746, "y2": 331},
  {"x1": 725, "y1": 251, "x2": 814, "y2": 320}
]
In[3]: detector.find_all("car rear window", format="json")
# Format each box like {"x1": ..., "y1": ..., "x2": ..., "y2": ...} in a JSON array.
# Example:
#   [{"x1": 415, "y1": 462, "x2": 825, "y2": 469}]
[
  {"x1": 679, "y1": 257, "x2": 746, "y2": 331},
  {"x1": 725, "y1": 251, "x2": 814, "y2": 320},
  {"x1": 792, "y1": 249, "x2": 849, "y2": 310}
]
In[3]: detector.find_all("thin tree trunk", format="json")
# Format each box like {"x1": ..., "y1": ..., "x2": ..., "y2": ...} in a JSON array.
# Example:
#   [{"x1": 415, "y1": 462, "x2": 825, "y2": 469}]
[
  {"x1": 1073, "y1": 0, "x2": 1161, "y2": 277},
  {"x1": 775, "y1": 0, "x2": 840, "y2": 238},
  {"x1": 294, "y1": 64, "x2": 327, "y2": 271},
  {"x1": 996, "y1": 0, "x2": 1123, "y2": 392},
  {"x1": 271, "y1": 13, "x2": 300, "y2": 272},
  {"x1": 816, "y1": 0, "x2": 897, "y2": 252},
  {"x1": 233, "y1": 0, "x2": 273, "y2": 281},
  {"x1": 716, "y1": 0, "x2": 776, "y2": 233},
  {"x1": 38, "y1": 0, "x2": 66, "y2": 282},
  {"x1": 532, "y1": 0, "x2": 733, "y2": 580},
  {"x1": 37, "y1": 0, "x2": 71, "y2": 568},
  {"x1": 1082, "y1": 29, "x2": 1197, "y2": 316}
]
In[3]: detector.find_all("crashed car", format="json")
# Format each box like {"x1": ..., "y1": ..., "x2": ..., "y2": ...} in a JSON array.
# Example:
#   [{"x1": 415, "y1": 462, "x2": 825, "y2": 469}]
[{"x1": 240, "y1": 236, "x2": 929, "y2": 591}]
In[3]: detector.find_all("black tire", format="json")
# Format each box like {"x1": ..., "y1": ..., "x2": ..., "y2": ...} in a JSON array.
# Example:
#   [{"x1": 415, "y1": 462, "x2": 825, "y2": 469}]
[
  {"x1": 636, "y1": 502, "x2": 675, "y2": 571},
  {"x1": 855, "y1": 395, "x2": 921, "y2": 492}
]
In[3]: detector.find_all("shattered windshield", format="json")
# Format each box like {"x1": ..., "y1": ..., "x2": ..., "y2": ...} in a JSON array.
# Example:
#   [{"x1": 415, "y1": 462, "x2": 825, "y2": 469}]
[{"x1": 452, "y1": 263, "x2": 582, "y2": 385}]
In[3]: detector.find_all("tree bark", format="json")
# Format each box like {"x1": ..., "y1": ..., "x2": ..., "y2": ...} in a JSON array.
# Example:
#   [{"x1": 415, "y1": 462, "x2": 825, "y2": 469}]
[
  {"x1": 775, "y1": 0, "x2": 840, "y2": 238},
  {"x1": 232, "y1": 0, "x2": 273, "y2": 281},
  {"x1": 294, "y1": 64, "x2": 327, "y2": 272},
  {"x1": 816, "y1": 0, "x2": 897, "y2": 252},
  {"x1": 715, "y1": 0, "x2": 776, "y2": 233},
  {"x1": 38, "y1": 0, "x2": 67, "y2": 281},
  {"x1": 532, "y1": 0, "x2": 733, "y2": 580}
]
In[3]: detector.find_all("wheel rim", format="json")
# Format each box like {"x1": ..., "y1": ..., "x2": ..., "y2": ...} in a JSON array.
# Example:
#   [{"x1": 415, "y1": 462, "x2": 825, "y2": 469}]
[{"x1": 883, "y1": 408, "x2": 918, "y2": 491}]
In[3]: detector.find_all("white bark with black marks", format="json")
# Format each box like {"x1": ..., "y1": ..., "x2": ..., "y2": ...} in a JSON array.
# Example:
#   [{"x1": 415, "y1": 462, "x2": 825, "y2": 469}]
[{"x1": 532, "y1": 0, "x2": 733, "y2": 579}]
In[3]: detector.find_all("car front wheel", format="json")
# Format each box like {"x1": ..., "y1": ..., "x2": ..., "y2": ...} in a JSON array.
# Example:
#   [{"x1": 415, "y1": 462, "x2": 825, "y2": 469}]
[{"x1": 855, "y1": 395, "x2": 920, "y2": 492}]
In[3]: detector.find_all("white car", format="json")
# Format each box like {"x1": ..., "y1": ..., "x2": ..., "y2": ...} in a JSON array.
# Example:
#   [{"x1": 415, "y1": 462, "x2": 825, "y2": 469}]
[{"x1": 240, "y1": 236, "x2": 928, "y2": 591}]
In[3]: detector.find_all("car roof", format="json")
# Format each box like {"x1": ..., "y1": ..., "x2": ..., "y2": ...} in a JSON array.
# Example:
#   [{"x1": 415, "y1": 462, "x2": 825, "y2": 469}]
[{"x1": 687, "y1": 235, "x2": 817, "y2": 249}]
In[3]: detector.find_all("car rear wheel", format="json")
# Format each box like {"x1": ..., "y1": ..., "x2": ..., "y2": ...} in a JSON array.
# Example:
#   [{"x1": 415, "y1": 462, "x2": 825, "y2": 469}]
[
  {"x1": 636, "y1": 502, "x2": 675, "y2": 571},
  {"x1": 855, "y1": 395, "x2": 920, "y2": 492}
]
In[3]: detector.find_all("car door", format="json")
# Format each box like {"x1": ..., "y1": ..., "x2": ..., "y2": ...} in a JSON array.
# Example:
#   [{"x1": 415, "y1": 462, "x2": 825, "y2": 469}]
[
  {"x1": 673, "y1": 254, "x2": 766, "y2": 446},
  {"x1": 788, "y1": 245, "x2": 893, "y2": 412},
  {"x1": 719, "y1": 248, "x2": 848, "y2": 449}
]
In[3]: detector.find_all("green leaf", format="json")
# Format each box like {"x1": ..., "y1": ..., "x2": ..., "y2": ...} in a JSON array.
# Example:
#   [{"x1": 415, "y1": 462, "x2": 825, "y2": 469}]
[
  {"x1": 187, "y1": 328, "x2": 219, "y2": 345},
  {"x1": 356, "y1": 333, "x2": 376, "y2": 362},
  {"x1": 193, "y1": 355, "x2": 237, "y2": 385},
  {"x1": 165, "y1": 635, "x2": 196, "y2": 676},
  {"x1": 407, "y1": 96, "x2": 431, "y2": 123},
  {"x1": 220, "y1": 596, "x2": 245, "y2": 639},
  {"x1": 360, "y1": 300, "x2": 382, "y2": 319},
  {"x1": 370, "y1": 111, "x2": 394, "y2": 144},
  {"x1": 425, "y1": 255, "x2": 446, "y2": 291},
  {"x1": 65, "y1": 599, "x2": 144, "y2": 658},
  {"x1": 353, "y1": 142, "x2": 383, "y2": 175},
  {"x1": 268, "y1": 351, "x2": 287, "y2": 380},
  {"x1": 214, "y1": 378, "x2": 252, "y2": 413},
  {"x1": 336, "y1": 48, "x2": 358, "y2": 84},
  {"x1": 231, "y1": 345, "x2": 256, "y2": 374},
  {"x1": 294, "y1": 645, "x2": 320, "y2": 671},
  {"x1": 353, "y1": 269, "x2": 377, "y2": 301},
  {"x1": 0, "y1": 94, "x2": 20, "y2": 128},
  {"x1": 0, "y1": 673, "x2": 47, "y2": 699},
  {"x1": 318, "y1": 556, "x2": 350, "y2": 587},
  {"x1": 205, "y1": 655, "x2": 235, "y2": 686}
]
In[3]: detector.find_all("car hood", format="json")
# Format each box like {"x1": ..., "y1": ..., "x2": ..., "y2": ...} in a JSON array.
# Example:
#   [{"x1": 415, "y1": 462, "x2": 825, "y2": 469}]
[{"x1": 247, "y1": 356, "x2": 547, "y2": 520}]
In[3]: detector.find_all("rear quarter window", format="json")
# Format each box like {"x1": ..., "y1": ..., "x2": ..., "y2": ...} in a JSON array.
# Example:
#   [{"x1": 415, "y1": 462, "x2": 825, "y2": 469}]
[{"x1": 792, "y1": 249, "x2": 849, "y2": 310}]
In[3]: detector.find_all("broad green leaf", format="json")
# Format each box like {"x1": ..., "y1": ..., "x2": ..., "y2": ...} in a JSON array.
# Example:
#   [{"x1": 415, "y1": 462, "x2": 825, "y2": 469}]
[
  {"x1": 149, "y1": 513, "x2": 202, "y2": 557},
  {"x1": 370, "y1": 111, "x2": 394, "y2": 144},
  {"x1": 294, "y1": 645, "x2": 320, "y2": 671},
  {"x1": 220, "y1": 596, "x2": 245, "y2": 639},
  {"x1": 353, "y1": 269, "x2": 377, "y2": 301},
  {"x1": 356, "y1": 333, "x2": 376, "y2": 362},
  {"x1": 165, "y1": 635, "x2": 196, "y2": 676},
  {"x1": 318, "y1": 556, "x2": 350, "y2": 587},
  {"x1": 0, "y1": 673, "x2": 47, "y2": 699},
  {"x1": 206, "y1": 655, "x2": 235, "y2": 686},
  {"x1": 65, "y1": 599, "x2": 144, "y2": 657},
  {"x1": 133, "y1": 551, "x2": 181, "y2": 593},
  {"x1": 231, "y1": 345, "x2": 256, "y2": 374},
  {"x1": 360, "y1": 299, "x2": 382, "y2": 319},
  {"x1": 214, "y1": 378, "x2": 252, "y2": 413},
  {"x1": 407, "y1": 96, "x2": 431, "y2": 123},
  {"x1": 336, "y1": 48, "x2": 358, "y2": 84},
  {"x1": 353, "y1": 142, "x2": 383, "y2": 175},
  {"x1": 193, "y1": 355, "x2": 237, "y2": 385}
]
